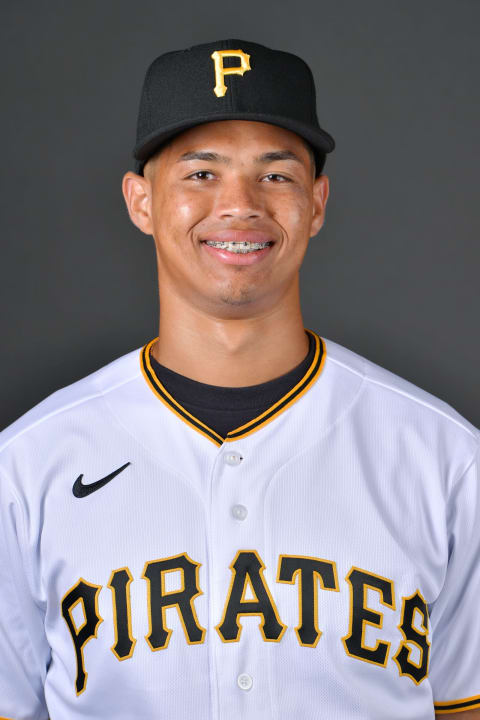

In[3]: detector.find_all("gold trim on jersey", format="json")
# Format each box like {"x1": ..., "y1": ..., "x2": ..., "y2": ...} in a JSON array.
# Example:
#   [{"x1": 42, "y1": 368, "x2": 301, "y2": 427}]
[
  {"x1": 140, "y1": 328, "x2": 326, "y2": 447},
  {"x1": 434, "y1": 694, "x2": 480, "y2": 714}
]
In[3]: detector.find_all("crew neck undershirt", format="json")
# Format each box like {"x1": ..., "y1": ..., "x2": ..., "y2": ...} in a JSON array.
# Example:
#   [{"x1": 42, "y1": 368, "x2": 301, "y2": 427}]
[{"x1": 148, "y1": 331, "x2": 316, "y2": 439}]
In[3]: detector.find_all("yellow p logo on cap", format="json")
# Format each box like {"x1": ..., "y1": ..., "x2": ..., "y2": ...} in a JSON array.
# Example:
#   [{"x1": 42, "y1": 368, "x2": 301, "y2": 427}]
[{"x1": 211, "y1": 50, "x2": 251, "y2": 97}]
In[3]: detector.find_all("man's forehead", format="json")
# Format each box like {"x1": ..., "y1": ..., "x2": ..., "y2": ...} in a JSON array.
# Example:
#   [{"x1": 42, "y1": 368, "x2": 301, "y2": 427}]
[
  {"x1": 163, "y1": 120, "x2": 313, "y2": 163},
  {"x1": 144, "y1": 120, "x2": 316, "y2": 177}
]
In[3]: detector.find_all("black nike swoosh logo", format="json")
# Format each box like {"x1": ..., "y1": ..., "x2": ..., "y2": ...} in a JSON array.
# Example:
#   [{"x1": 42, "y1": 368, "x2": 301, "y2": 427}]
[{"x1": 72, "y1": 462, "x2": 131, "y2": 498}]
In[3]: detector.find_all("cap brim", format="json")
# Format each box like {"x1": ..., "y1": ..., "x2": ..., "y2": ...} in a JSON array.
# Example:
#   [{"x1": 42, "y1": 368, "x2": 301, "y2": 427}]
[{"x1": 133, "y1": 111, "x2": 335, "y2": 173}]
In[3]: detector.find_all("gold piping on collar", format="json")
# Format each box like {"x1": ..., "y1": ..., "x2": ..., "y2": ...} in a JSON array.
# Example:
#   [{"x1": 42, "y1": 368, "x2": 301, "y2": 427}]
[{"x1": 140, "y1": 329, "x2": 326, "y2": 447}]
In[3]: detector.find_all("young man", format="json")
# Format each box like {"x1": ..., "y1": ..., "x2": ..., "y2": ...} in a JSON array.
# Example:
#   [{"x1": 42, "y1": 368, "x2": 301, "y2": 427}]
[{"x1": 0, "y1": 39, "x2": 479, "y2": 720}]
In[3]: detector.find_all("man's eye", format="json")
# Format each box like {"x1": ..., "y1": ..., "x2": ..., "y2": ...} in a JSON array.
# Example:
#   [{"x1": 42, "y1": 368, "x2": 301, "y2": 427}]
[
  {"x1": 262, "y1": 173, "x2": 290, "y2": 182},
  {"x1": 188, "y1": 170, "x2": 215, "y2": 180}
]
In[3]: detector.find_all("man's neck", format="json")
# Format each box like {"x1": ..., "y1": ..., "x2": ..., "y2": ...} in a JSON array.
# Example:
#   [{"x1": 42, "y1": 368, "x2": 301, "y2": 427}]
[{"x1": 151, "y1": 290, "x2": 310, "y2": 387}]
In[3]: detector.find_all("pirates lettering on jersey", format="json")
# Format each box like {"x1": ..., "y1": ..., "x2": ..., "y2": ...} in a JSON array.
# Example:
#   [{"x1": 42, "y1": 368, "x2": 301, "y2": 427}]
[
  {"x1": 277, "y1": 554, "x2": 339, "y2": 647},
  {"x1": 61, "y1": 550, "x2": 431, "y2": 696},
  {"x1": 342, "y1": 567, "x2": 395, "y2": 667},
  {"x1": 107, "y1": 567, "x2": 136, "y2": 660},
  {"x1": 142, "y1": 552, "x2": 205, "y2": 650},
  {"x1": 61, "y1": 578, "x2": 103, "y2": 696},
  {"x1": 216, "y1": 550, "x2": 286, "y2": 642},
  {"x1": 392, "y1": 590, "x2": 430, "y2": 684}
]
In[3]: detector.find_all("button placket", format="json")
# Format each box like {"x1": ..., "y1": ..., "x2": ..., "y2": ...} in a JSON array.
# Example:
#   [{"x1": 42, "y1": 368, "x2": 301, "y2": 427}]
[
  {"x1": 237, "y1": 673, "x2": 253, "y2": 691},
  {"x1": 224, "y1": 451, "x2": 248, "y2": 521},
  {"x1": 213, "y1": 444, "x2": 262, "y2": 711},
  {"x1": 224, "y1": 450, "x2": 243, "y2": 466},
  {"x1": 231, "y1": 504, "x2": 248, "y2": 521}
]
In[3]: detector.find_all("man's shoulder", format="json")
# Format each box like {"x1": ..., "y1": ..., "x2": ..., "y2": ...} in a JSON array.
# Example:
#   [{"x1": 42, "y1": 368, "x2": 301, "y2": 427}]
[
  {"x1": 323, "y1": 335, "x2": 480, "y2": 442},
  {"x1": 0, "y1": 344, "x2": 144, "y2": 455}
]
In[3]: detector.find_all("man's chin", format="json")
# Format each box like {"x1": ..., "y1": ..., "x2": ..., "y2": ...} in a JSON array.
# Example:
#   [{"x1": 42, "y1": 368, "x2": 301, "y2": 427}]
[
  {"x1": 218, "y1": 293, "x2": 254, "y2": 307},
  {"x1": 204, "y1": 288, "x2": 263, "y2": 318}
]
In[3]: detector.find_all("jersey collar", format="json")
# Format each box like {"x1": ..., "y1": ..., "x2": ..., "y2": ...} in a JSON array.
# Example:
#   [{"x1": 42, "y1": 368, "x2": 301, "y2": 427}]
[{"x1": 139, "y1": 329, "x2": 326, "y2": 447}]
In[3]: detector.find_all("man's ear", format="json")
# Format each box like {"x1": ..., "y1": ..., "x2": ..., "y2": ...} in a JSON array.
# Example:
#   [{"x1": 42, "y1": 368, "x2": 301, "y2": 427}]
[
  {"x1": 309, "y1": 174, "x2": 330, "y2": 237},
  {"x1": 121, "y1": 171, "x2": 154, "y2": 235}
]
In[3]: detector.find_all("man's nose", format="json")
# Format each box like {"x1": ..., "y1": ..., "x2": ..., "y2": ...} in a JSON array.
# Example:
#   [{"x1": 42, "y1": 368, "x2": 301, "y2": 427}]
[{"x1": 214, "y1": 175, "x2": 264, "y2": 219}]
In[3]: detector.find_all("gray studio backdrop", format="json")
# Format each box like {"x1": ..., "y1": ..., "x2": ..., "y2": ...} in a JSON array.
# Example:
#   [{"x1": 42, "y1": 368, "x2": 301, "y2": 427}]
[{"x1": 1, "y1": 0, "x2": 479, "y2": 431}]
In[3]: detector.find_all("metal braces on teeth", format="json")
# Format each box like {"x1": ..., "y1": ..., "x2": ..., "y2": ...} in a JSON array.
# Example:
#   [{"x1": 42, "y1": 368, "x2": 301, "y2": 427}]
[{"x1": 205, "y1": 240, "x2": 270, "y2": 253}]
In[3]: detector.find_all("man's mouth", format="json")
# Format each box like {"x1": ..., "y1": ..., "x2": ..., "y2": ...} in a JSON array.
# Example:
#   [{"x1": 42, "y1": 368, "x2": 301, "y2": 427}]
[
  {"x1": 200, "y1": 229, "x2": 276, "y2": 257},
  {"x1": 200, "y1": 234, "x2": 275, "y2": 265},
  {"x1": 202, "y1": 240, "x2": 272, "y2": 254}
]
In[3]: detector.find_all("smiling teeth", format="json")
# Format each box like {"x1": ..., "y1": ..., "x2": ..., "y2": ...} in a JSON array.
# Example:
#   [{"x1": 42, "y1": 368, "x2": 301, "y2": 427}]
[{"x1": 205, "y1": 240, "x2": 271, "y2": 253}]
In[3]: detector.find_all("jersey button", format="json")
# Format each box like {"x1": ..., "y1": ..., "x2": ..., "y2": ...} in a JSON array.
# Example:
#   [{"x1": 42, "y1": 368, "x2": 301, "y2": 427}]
[
  {"x1": 237, "y1": 673, "x2": 253, "y2": 691},
  {"x1": 231, "y1": 504, "x2": 248, "y2": 521},
  {"x1": 224, "y1": 451, "x2": 243, "y2": 466}
]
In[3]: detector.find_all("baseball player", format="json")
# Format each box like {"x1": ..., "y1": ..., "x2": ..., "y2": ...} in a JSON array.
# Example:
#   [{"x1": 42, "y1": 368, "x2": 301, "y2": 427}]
[{"x1": 1, "y1": 38, "x2": 479, "y2": 720}]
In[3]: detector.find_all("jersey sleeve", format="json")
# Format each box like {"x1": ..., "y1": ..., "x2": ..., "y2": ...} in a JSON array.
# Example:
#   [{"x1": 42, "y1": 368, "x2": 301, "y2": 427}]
[
  {"x1": 0, "y1": 468, "x2": 50, "y2": 720},
  {"x1": 429, "y1": 439, "x2": 480, "y2": 715}
]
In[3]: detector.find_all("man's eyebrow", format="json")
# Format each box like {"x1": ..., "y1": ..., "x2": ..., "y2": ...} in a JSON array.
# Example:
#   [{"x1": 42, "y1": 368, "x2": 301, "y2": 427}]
[
  {"x1": 177, "y1": 151, "x2": 231, "y2": 163},
  {"x1": 256, "y1": 150, "x2": 303, "y2": 164},
  {"x1": 176, "y1": 150, "x2": 304, "y2": 164}
]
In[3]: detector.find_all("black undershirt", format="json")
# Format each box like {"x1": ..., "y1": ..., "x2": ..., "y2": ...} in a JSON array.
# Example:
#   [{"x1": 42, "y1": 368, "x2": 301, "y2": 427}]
[{"x1": 149, "y1": 331, "x2": 316, "y2": 439}]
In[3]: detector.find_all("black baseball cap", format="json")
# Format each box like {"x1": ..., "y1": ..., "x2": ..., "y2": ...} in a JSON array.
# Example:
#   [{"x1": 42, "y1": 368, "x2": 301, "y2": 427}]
[{"x1": 133, "y1": 38, "x2": 335, "y2": 177}]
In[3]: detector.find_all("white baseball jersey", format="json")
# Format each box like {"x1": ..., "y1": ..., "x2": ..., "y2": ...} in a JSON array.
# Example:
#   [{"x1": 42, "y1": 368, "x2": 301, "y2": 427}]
[{"x1": 1, "y1": 329, "x2": 479, "y2": 719}]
